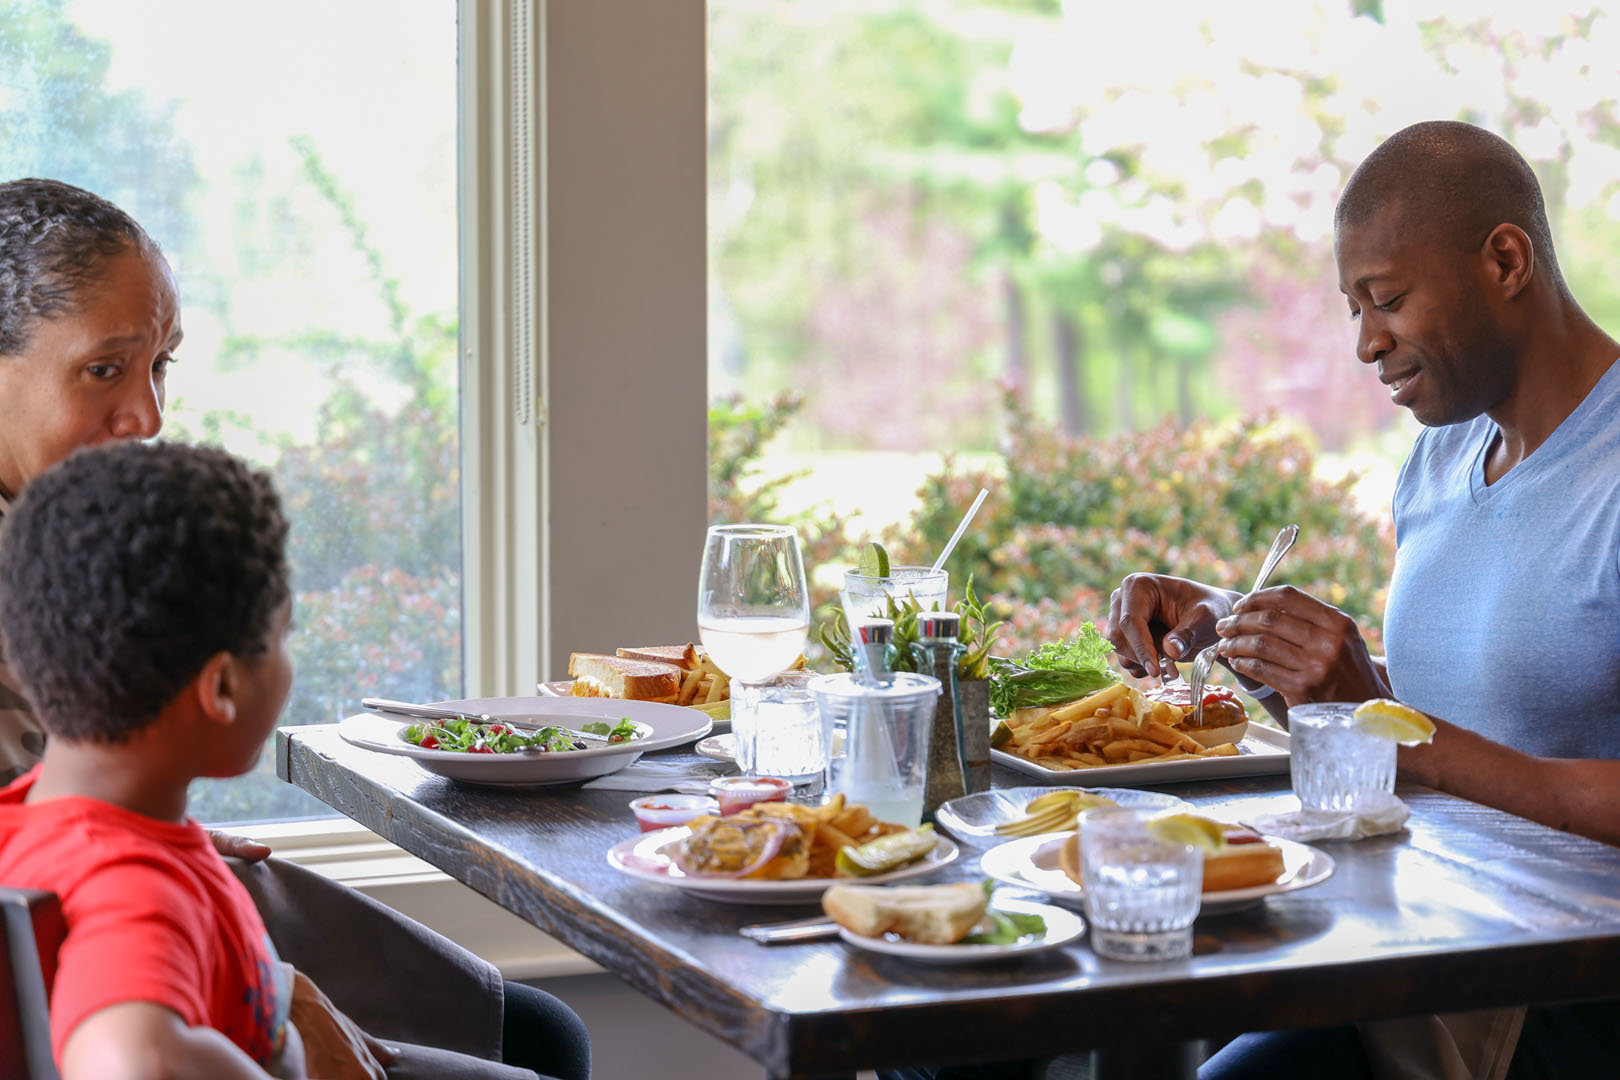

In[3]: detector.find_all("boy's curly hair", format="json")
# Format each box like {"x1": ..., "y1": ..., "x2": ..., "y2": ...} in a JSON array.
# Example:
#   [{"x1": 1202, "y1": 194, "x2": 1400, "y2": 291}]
[
  {"x1": 0, "y1": 178, "x2": 156, "y2": 355},
  {"x1": 0, "y1": 441, "x2": 290, "y2": 743}
]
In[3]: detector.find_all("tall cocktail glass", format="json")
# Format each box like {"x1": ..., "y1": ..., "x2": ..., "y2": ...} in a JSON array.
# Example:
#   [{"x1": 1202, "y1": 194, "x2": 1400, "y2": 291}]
[{"x1": 840, "y1": 565, "x2": 949, "y2": 627}]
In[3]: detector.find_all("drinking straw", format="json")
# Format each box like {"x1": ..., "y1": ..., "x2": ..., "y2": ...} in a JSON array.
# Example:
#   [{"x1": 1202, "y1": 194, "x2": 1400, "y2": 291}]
[{"x1": 930, "y1": 488, "x2": 990, "y2": 573}]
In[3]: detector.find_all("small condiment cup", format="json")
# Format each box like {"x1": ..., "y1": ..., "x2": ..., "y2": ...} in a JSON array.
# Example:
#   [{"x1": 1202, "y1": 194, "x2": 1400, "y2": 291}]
[
  {"x1": 708, "y1": 776, "x2": 791, "y2": 816},
  {"x1": 629, "y1": 794, "x2": 719, "y2": 832}
]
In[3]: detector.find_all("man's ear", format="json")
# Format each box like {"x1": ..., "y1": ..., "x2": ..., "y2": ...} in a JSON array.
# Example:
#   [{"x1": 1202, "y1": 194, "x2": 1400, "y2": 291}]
[
  {"x1": 1480, "y1": 223, "x2": 1535, "y2": 301},
  {"x1": 193, "y1": 651, "x2": 239, "y2": 727}
]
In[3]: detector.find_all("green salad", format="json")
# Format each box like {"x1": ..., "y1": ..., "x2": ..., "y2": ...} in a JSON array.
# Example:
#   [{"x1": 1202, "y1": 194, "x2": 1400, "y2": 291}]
[{"x1": 402, "y1": 715, "x2": 640, "y2": 754}]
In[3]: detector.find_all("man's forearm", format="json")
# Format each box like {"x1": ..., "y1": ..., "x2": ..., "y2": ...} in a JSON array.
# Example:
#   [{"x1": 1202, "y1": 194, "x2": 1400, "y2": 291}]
[{"x1": 1400, "y1": 718, "x2": 1620, "y2": 847}]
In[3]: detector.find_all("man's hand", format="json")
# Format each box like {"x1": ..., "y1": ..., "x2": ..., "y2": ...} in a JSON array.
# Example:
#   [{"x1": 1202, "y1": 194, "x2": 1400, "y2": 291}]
[
  {"x1": 287, "y1": 967, "x2": 397, "y2": 1080},
  {"x1": 1213, "y1": 585, "x2": 1390, "y2": 705},
  {"x1": 1108, "y1": 574, "x2": 1241, "y2": 679},
  {"x1": 209, "y1": 829, "x2": 272, "y2": 862}
]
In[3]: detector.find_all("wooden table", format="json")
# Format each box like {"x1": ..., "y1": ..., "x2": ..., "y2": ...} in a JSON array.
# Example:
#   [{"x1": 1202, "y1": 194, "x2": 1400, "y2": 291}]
[{"x1": 277, "y1": 725, "x2": 1620, "y2": 1079}]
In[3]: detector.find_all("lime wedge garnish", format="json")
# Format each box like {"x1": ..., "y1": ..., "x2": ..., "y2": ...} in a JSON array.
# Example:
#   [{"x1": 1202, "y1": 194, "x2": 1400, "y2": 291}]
[
  {"x1": 857, "y1": 541, "x2": 891, "y2": 579},
  {"x1": 1147, "y1": 813, "x2": 1227, "y2": 853},
  {"x1": 1352, "y1": 699, "x2": 1436, "y2": 745}
]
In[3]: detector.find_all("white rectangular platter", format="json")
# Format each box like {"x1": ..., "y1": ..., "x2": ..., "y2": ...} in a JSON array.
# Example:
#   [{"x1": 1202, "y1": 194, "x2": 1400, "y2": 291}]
[{"x1": 991, "y1": 723, "x2": 1290, "y2": 786}]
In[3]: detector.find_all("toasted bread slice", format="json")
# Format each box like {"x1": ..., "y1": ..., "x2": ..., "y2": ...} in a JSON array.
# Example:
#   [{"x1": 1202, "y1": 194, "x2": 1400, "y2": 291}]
[
  {"x1": 822, "y1": 882, "x2": 989, "y2": 945},
  {"x1": 567, "y1": 653, "x2": 682, "y2": 702},
  {"x1": 615, "y1": 644, "x2": 698, "y2": 670}
]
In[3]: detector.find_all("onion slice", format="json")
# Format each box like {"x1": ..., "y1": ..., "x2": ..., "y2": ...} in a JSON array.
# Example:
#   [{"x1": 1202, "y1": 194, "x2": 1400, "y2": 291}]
[{"x1": 674, "y1": 819, "x2": 790, "y2": 878}]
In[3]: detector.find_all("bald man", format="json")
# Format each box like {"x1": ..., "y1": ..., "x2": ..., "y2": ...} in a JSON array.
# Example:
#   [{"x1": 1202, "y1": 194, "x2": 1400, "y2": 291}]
[
  {"x1": 1110, "y1": 120, "x2": 1620, "y2": 848},
  {"x1": 1104, "y1": 121, "x2": 1620, "y2": 1080}
]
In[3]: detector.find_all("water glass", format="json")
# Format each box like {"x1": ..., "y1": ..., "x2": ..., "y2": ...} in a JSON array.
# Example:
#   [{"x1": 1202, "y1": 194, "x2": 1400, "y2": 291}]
[
  {"x1": 733, "y1": 672, "x2": 826, "y2": 791},
  {"x1": 810, "y1": 672, "x2": 940, "y2": 828},
  {"x1": 1081, "y1": 808, "x2": 1202, "y2": 962},
  {"x1": 840, "y1": 565, "x2": 950, "y2": 626},
  {"x1": 1289, "y1": 702, "x2": 1397, "y2": 812}
]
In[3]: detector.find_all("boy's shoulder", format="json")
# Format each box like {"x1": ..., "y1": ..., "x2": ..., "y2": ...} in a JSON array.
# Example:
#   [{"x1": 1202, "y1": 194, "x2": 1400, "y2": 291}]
[{"x1": 0, "y1": 776, "x2": 221, "y2": 911}]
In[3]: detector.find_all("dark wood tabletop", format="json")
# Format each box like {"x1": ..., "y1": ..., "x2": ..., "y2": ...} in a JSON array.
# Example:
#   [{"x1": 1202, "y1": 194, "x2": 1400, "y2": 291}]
[{"x1": 277, "y1": 724, "x2": 1620, "y2": 1080}]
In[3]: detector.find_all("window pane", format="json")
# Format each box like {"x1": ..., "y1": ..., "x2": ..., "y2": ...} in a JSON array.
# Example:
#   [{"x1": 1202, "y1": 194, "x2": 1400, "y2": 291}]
[
  {"x1": 709, "y1": 0, "x2": 1620, "y2": 655},
  {"x1": 1, "y1": 0, "x2": 461, "y2": 823}
]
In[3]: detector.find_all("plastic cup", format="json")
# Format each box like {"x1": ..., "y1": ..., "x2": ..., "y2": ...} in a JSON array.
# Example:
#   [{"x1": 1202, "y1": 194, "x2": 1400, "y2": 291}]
[
  {"x1": 810, "y1": 671, "x2": 940, "y2": 828},
  {"x1": 1081, "y1": 807, "x2": 1202, "y2": 962},
  {"x1": 1289, "y1": 702, "x2": 1397, "y2": 812}
]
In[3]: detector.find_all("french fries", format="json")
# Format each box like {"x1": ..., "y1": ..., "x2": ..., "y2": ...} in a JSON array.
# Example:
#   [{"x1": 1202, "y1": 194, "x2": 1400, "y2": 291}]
[
  {"x1": 672, "y1": 647, "x2": 809, "y2": 707},
  {"x1": 1002, "y1": 684, "x2": 1242, "y2": 771}
]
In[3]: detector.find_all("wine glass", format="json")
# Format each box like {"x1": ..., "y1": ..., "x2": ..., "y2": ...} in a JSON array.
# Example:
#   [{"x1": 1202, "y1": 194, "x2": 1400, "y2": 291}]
[{"x1": 697, "y1": 524, "x2": 810, "y2": 773}]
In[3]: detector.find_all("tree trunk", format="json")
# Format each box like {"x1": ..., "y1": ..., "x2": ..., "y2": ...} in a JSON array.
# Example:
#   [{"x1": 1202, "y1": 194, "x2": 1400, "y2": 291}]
[
  {"x1": 1177, "y1": 354, "x2": 1195, "y2": 427},
  {"x1": 1003, "y1": 272, "x2": 1028, "y2": 391},
  {"x1": 1054, "y1": 310, "x2": 1088, "y2": 436}
]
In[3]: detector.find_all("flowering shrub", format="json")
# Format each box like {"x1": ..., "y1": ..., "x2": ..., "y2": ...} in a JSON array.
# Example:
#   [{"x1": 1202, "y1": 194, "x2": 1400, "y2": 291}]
[{"x1": 896, "y1": 387, "x2": 1394, "y2": 658}]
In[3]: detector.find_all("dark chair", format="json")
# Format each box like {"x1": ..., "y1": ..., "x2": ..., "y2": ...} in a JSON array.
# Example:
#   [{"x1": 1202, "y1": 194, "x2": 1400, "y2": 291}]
[{"x1": 0, "y1": 886, "x2": 63, "y2": 1080}]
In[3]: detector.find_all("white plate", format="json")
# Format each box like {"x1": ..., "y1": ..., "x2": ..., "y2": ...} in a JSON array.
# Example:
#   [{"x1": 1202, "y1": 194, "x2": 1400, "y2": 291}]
[
  {"x1": 338, "y1": 696, "x2": 711, "y2": 787},
  {"x1": 934, "y1": 786, "x2": 1192, "y2": 844},
  {"x1": 979, "y1": 831, "x2": 1334, "y2": 916},
  {"x1": 608, "y1": 826, "x2": 959, "y2": 905},
  {"x1": 695, "y1": 732, "x2": 736, "y2": 764},
  {"x1": 991, "y1": 724, "x2": 1291, "y2": 786},
  {"x1": 540, "y1": 679, "x2": 731, "y2": 734},
  {"x1": 837, "y1": 897, "x2": 1085, "y2": 964}
]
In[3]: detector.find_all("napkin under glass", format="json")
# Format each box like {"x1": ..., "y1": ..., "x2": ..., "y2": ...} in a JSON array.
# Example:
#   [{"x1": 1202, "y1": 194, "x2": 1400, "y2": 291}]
[
  {"x1": 581, "y1": 760, "x2": 728, "y2": 794},
  {"x1": 1246, "y1": 789, "x2": 1410, "y2": 842}
]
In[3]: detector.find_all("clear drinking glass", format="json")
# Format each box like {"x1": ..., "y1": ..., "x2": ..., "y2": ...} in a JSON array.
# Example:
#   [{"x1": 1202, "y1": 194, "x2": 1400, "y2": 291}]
[
  {"x1": 1081, "y1": 807, "x2": 1203, "y2": 962},
  {"x1": 1289, "y1": 702, "x2": 1397, "y2": 812},
  {"x1": 840, "y1": 565, "x2": 950, "y2": 626},
  {"x1": 698, "y1": 524, "x2": 811, "y2": 771},
  {"x1": 735, "y1": 672, "x2": 826, "y2": 791},
  {"x1": 810, "y1": 672, "x2": 940, "y2": 827}
]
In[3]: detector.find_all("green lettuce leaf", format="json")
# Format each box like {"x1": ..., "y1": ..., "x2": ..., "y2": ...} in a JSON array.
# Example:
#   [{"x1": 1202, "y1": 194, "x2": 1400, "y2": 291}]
[{"x1": 988, "y1": 622, "x2": 1119, "y2": 717}]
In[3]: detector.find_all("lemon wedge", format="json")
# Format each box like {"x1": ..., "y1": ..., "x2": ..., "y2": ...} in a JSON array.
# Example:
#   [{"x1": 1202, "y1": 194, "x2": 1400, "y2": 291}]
[
  {"x1": 1352, "y1": 699, "x2": 1436, "y2": 745},
  {"x1": 689, "y1": 699, "x2": 731, "y2": 724},
  {"x1": 1146, "y1": 813, "x2": 1227, "y2": 853}
]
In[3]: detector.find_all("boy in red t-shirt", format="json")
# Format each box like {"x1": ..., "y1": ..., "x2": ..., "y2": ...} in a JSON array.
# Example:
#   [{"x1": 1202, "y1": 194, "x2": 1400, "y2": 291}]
[{"x1": 0, "y1": 442, "x2": 380, "y2": 1078}]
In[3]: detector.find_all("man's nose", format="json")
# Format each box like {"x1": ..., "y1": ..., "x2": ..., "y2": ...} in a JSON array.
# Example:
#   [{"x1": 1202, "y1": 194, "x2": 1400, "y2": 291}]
[
  {"x1": 1356, "y1": 318, "x2": 1392, "y2": 366},
  {"x1": 109, "y1": 374, "x2": 164, "y2": 439}
]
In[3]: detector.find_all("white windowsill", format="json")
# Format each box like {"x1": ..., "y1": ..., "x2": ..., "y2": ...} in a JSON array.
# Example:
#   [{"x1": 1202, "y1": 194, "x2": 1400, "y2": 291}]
[{"x1": 232, "y1": 818, "x2": 601, "y2": 981}]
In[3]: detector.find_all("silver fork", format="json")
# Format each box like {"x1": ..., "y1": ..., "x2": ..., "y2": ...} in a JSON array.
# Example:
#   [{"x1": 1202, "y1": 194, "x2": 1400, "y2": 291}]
[{"x1": 1187, "y1": 524, "x2": 1299, "y2": 728}]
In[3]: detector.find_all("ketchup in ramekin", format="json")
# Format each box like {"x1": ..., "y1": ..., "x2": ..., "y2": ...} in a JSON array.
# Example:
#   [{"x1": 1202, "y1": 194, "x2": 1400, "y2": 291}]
[
  {"x1": 629, "y1": 794, "x2": 719, "y2": 832},
  {"x1": 708, "y1": 776, "x2": 791, "y2": 816}
]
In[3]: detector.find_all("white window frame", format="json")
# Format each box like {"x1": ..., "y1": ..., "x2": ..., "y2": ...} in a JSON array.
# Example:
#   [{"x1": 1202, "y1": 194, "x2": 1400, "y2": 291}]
[{"x1": 241, "y1": 0, "x2": 708, "y2": 977}]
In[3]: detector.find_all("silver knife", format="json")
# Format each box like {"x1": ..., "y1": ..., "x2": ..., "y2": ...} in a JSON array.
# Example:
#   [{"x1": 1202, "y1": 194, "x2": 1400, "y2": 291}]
[
  {"x1": 361, "y1": 697, "x2": 612, "y2": 742},
  {"x1": 739, "y1": 915, "x2": 841, "y2": 945}
]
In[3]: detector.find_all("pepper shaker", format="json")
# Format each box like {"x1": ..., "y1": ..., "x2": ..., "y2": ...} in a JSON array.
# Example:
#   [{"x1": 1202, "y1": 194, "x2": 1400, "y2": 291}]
[{"x1": 913, "y1": 611, "x2": 968, "y2": 818}]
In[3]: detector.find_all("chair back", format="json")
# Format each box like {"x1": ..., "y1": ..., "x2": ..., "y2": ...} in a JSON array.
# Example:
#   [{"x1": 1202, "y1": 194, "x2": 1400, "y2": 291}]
[{"x1": 0, "y1": 886, "x2": 63, "y2": 1080}]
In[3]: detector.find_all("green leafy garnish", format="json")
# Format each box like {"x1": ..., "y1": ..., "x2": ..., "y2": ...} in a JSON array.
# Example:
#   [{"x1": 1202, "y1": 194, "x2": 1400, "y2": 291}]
[
  {"x1": 988, "y1": 622, "x2": 1119, "y2": 717},
  {"x1": 963, "y1": 909, "x2": 1047, "y2": 946},
  {"x1": 581, "y1": 721, "x2": 609, "y2": 735},
  {"x1": 401, "y1": 716, "x2": 585, "y2": 754}
]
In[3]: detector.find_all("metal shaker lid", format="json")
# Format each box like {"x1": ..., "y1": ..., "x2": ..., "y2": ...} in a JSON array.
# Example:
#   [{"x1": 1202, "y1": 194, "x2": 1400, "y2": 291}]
[
  {"x1": 918, "y1": 610, "x2": 960, "y2": 640},
  {"x1": 855, "y1": 619, "x2": 895, "y2": 644}
]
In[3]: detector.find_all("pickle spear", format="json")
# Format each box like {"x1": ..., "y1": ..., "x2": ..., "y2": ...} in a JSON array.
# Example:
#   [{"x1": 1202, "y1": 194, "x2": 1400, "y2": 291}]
[{"x1": 835, "y1": 825, "x2": 938, "y2": 876}]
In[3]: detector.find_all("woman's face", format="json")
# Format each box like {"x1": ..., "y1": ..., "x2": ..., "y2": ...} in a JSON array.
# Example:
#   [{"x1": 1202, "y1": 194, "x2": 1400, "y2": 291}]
[{"x1": 0, "y1": 247, "x2": 182, "y2": 497}]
